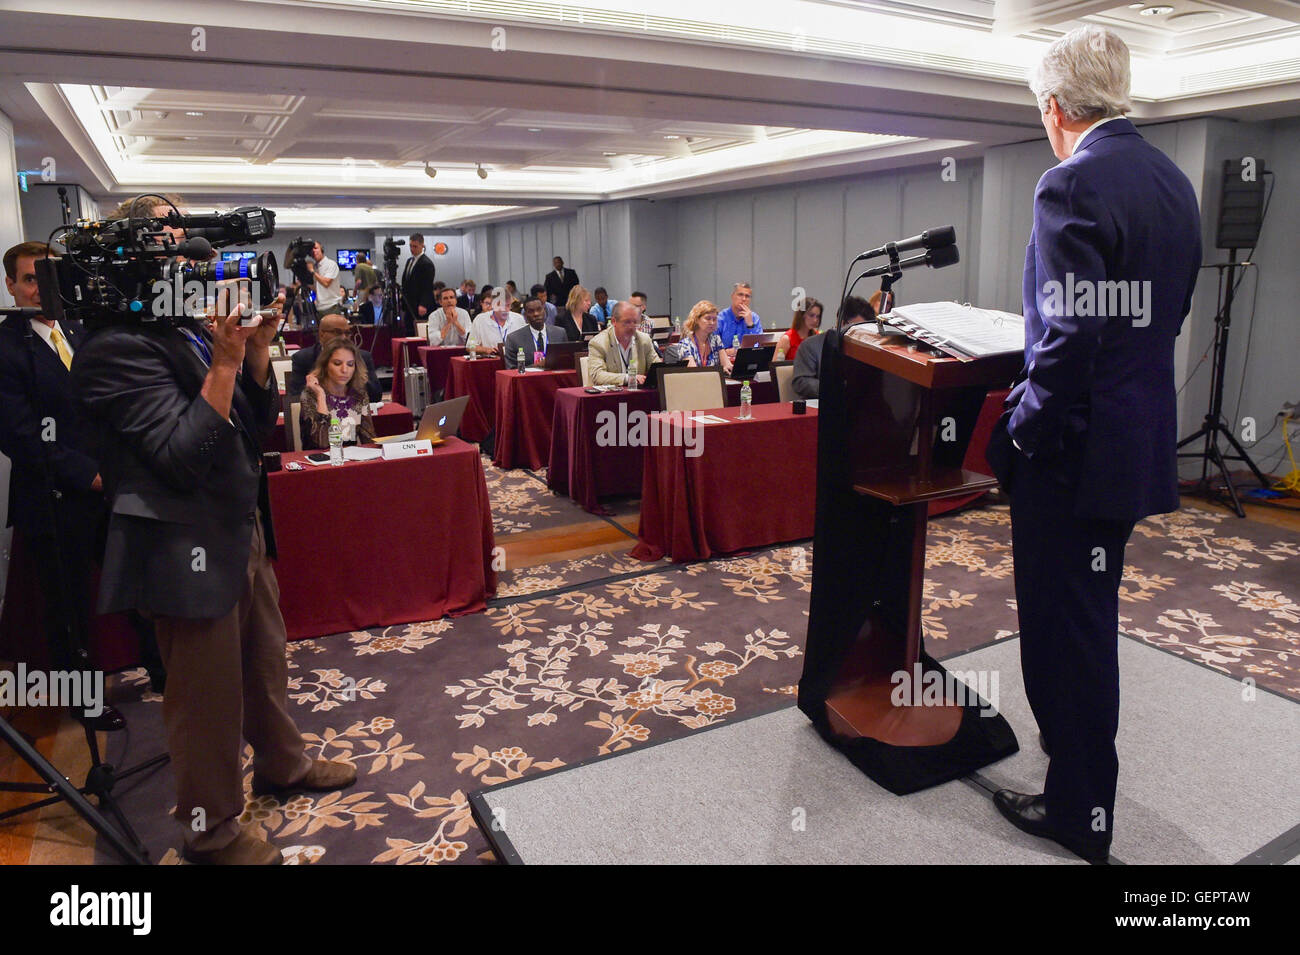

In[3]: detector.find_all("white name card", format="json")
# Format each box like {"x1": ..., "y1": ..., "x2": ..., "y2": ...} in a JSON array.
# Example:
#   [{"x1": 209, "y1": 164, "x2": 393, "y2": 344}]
[{"x1": 381, "y1": 439, "x2": 434, "y2": 460}]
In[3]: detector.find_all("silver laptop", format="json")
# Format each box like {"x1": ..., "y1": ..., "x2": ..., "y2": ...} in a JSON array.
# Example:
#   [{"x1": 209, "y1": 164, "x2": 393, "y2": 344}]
[{"x1": 378, "y1": 394, "x2": 470, "y2": 443}]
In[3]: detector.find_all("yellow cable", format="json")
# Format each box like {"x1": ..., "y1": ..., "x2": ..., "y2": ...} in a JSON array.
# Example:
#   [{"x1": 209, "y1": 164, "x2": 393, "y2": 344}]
[{"x1": 1272, "y1": 415, "x2": 1300, "y2": 496}]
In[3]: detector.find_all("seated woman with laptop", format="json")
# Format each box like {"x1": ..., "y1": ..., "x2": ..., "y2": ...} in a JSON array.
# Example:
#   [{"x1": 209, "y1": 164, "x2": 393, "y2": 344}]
[
  {"x1": 300, "y1": 338, "x2": 377, "y2": 449},
  {"x1": 666, "y1": 299, "x2": 734, "y2": 376}
]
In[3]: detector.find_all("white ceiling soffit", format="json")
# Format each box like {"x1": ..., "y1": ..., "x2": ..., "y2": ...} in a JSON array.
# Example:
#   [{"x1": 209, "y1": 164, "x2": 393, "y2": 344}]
[{"x1": 305, "y1": 0, "x2": 1300, "y2": 96}]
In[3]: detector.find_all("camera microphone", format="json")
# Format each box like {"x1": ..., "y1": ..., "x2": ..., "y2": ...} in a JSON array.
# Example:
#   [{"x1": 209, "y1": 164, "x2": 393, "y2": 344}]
[{"x1": 177, "y1": 236, "x2": 213, "y2": 260}]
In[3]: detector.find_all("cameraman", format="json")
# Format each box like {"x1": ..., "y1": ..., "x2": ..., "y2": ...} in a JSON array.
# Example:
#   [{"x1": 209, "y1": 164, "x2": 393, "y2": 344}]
[
  {"x1": 71, "y1": 199, "x2": 356, "y2": 865},
  {"x1": 306, "y1": 241, "x2": 342, "y2": 318}
]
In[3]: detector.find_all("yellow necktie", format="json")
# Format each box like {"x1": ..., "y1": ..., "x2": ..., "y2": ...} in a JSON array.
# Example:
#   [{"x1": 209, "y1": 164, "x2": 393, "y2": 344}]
[{"x1": 50, "y1": 327, "x2": 73, "y2": 370}]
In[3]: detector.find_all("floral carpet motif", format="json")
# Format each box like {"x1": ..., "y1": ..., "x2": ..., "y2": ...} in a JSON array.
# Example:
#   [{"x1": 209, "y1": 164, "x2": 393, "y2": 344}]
[{"x1": 100, "y1": 501, "x2": 1297, "y2": 865}]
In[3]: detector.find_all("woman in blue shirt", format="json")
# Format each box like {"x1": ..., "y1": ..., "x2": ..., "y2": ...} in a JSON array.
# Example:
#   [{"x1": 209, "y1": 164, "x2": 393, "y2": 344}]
[{"x1": 669, "y1": 300, "x2": 734, "y2": 375}]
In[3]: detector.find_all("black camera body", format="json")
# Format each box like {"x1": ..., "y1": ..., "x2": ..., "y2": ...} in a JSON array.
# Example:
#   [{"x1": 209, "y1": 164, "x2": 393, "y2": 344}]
[
  {"x1": 38, "y1": 203, "x2": 278, "y2": 327},
  {"x1": 382, "y1": 236, "x2": 405, "y2": 286}
]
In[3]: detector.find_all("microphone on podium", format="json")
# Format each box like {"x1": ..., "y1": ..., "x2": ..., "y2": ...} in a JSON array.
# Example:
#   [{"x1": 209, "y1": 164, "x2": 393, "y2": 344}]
[
  {"x1": 855, "y1": 244, "x2": 960, "y2": 281},
  {"x1": 851, "y1": 225, "x2": 956, "y2": 264}
]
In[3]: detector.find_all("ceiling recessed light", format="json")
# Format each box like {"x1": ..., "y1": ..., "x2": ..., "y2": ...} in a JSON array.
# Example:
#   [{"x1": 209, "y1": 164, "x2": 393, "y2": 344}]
[
  {"x1": 185, "y1": 111, "x2": 204, "y2": 117},
  {"x1": 527, "y1": 127, "x2": 541, "y2": 132},
  {"x1": 663, "y1": 135, "x2": 680, "y2": 140},
  {"x1": 1139, "y1": 4, "x2": 1174, "y2": 14},
  {"x1": 602, "y1": 151, "x2": 617, "y2": 156},
  {"x1": 476, "y1": 163, "x2": 488, "y2": 180}
]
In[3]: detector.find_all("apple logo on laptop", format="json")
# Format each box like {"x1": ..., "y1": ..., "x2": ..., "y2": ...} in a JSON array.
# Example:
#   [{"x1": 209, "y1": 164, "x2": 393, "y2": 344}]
[{"x1": 439, "y1": 416, "x2": 447, "y2": 427}]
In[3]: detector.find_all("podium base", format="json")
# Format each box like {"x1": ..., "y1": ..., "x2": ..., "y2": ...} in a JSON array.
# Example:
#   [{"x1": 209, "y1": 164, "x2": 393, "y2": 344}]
[{"x1": 803, "y1": 651, "x2": 1019, "y2": 795}]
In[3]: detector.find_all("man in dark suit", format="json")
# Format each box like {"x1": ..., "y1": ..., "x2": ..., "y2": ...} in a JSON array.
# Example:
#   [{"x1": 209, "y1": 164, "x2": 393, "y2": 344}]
[
  {"x1": 503, "y1": 297, "x2": 569, "y2": 370},
  {"x1": 72, "y1": 285, "x2": 356, "y2": 865},
  {"x1": 284, "y1": 312, "x2": 382, "y2": 404},
  {"x1": 456, "y1": 279, "x2": 479, "y2": 316},
  {"x1": 399, "y1": 233, "x2": 436, "y2": 337},
  {"x1": 0, "y1": 242, "x2": 159, "y2": 722},
  {"x1": 988, "y1": 26, "x2": 1201, "y2": 864},
  {"x1": 543, "y1": 256, "x2": 579, "y2": 307}
]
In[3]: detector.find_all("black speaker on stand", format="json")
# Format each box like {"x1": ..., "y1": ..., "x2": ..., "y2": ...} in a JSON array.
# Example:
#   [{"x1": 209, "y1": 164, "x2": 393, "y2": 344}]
[{"x1": 1176, "y1": 159, "x2": 1271, "y2": 517}]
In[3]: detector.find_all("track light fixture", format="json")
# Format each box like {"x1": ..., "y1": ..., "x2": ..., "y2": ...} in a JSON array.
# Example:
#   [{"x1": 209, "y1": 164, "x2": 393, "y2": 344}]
[
  {"x1": 424, "y1": 163, "x2": 437, "y2": 179},
  {"x1": 476, "y1": 164, "x2": 488, "y2": 180}
]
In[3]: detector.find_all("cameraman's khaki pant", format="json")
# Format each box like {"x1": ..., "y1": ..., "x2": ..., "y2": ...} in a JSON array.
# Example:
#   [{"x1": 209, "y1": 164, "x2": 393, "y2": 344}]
[{"x1": 153, "y1": 517, "x2": 311, "y2": 851}]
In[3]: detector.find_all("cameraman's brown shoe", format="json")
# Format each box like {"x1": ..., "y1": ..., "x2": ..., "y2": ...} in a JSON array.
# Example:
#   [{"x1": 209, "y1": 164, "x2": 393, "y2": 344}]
[
  {"x1": 251, "y1": 759, "x2": 357, "y2": 798},
  {"x1": 183, "y1": 831, "x2": 282, "y2": 866}
]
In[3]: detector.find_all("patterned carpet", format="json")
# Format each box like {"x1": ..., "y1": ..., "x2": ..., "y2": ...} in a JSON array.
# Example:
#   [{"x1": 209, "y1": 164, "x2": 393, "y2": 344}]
[{"x1": 93, "y1": 483, "x2": 1299, "y2": 864}]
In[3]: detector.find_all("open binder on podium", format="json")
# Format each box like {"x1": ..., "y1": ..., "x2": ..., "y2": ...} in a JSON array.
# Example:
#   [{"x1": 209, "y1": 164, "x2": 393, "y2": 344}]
[
  {"x1": 797, "y1": 325, "x2": 1022, "y2": 794},
  {"x1": 879, "y1": 302, "x2": 1025, "y2": 361}
]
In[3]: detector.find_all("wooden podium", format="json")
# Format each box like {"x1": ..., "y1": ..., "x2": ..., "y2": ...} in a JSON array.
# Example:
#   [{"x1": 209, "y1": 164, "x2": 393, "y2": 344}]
[{"x1": 797, "y1": 327, "x2": 1021, "y2": 794}]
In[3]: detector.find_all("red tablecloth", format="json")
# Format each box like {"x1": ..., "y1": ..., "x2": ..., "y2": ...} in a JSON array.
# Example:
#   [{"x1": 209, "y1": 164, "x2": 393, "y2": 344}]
[
  {"x1": 270, "y1": 401, "x2": 414, "y2": 452},
  {"x1": 268, "y1": 439, "x2": 496, "y2": 640},
  {"x1": 0, "y1": 534, "x2": 140, "y2": 672},
  {"x1": 419, "y1": 345, "x2": 467, "y2": 397},
  {"x1": 445, "y1": 356, "x2": 504, "y2": 443},
  {"x1": 493, "y1": 369, "x2": 581, "y2": 471},
  {"x1": 359, "y1": 325, "x2": 393, "y2": 367},
  {"x1": 928, "y1": 387, "x2": 1008, "y2": 517},
  {"x1": 281, "y1": 329, "x2": 313, "y2": 348},
  {"x1": 389, "y1": 337, "x2": 427, "y2": 404},
  {"x1": 724, "y1": 377, "x2": 779, "y2": 405},
  {"x1": 548, "y1": 386, "x2": 659, "y2": 512},
  {"x1": 632, "y1": 404, "x2": 818, "y2": 562}
]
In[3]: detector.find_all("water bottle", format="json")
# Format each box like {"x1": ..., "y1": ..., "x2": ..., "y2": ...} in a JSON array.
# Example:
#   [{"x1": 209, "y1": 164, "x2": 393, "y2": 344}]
[
  {"x1": 739, "y1": 380, "x2": 752, "y2": 419},
  {"x1": 465, "y1": 333, "x2": 476, "y2": 359},
  {"x1": 328, "y1": 415, "x2": 344, "y2": 465},
  {"x1": 732, "y1": 334, "x2": 741, "y2": 349},
  {"x1": 517, "y1": 346, "x2": 527, "y2": 371},
  {"x1": 673, "y1": 316, "x2": 682, "y2": 334},
  {"x1": 627, "y1": 351, "x2": 638, "y2": 390}
]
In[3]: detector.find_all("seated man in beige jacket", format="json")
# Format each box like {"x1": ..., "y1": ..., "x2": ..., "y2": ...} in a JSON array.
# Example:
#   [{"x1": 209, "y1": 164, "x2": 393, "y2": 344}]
[{"x1": 586, "y1": 300, "x2": 662, "y2": 386}]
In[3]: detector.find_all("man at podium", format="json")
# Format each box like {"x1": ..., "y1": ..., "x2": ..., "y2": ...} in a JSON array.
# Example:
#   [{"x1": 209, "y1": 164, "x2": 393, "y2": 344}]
[{"x1": 987, "y1": 25, "x2": 1201, "y2": 863}]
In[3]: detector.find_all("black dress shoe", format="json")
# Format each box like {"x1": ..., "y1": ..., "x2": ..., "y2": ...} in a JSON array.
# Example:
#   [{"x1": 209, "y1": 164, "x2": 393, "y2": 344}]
[
  {"x1": 993, "y1": 789, "x2": 1110, "y2": 864},
  {"x1": 75, "y1": 704, "x2": 126, "y2": 732}
]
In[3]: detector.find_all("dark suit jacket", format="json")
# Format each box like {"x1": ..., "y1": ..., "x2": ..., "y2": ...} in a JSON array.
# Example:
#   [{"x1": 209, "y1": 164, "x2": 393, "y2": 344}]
[
  {"x1": 1005, "y1": 118, "x2": 1201, "y2": 520},
  {"x1": 791, "y1": 332, "x2": 827, "y2": 399},
  {"x1": 71, "y1": 321, "x2": 280, "y2": 619},
  {"x1": 400, "y1": 254, "x2": 437, "y2": 323},
  {"x1": 285, "y1": 342, "x2": 383, "y2": 404},
  {"x1": 554, "y1": 309, "x2": 597, "y2": 343},
  {"x1": 543, "y1": 268, "x2": 579, "y2": 307},
  {"x1": 502, "y1": 324, "x2": 569, "y2": 370},
  {"x1": 357, "y1": 301, "x2": 388, "y2": 325},
  {"x1": 456, "y1": 292, "x2": 478, "y2": 315},
  {"x1": 0, "y1": 317, "x2": 100, "y2": 537}
]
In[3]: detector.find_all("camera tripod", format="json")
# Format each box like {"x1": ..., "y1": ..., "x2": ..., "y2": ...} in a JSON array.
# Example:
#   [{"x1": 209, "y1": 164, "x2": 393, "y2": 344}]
[{"x1": 1176, "y1": 255, "x2": 1270, "y2": 517}]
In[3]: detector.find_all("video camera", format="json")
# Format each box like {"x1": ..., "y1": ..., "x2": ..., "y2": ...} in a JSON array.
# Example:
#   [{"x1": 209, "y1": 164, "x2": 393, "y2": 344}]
[
  {"x1": 283, "y1": 236, "x2": 317, "y2": 288},
  {"x1": 382, "y1": 236, "x2": 405, "y2": 285},
  {"x1": 35, "y1": 198, "x2": 278, "y2": 327}
]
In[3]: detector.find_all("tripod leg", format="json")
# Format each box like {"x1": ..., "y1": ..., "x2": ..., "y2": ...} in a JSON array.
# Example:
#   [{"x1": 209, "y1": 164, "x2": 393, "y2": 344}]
[
  {"x1": 1218, "y1": 422, "x2": 1272, "y2": 487},
  {"x1": 0, "y1": 716, "x2": 145, "y2": 864},
  {"x1": 1209, "y1": 440, "x2": 1246, "y2": 518}
]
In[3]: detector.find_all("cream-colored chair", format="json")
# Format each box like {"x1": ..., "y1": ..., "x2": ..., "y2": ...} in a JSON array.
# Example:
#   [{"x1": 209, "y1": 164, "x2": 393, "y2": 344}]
[
  {"x1": 773, "y1": 361, "x2": 796, "y2": 403},
  {"x1": 271, "y1": 357, "x2": 294, "y2": 392},
  {"x1": 416, "y1": 320, "x2": 428, "y2": 340},
  {"x1": 579, "y1": 355, "x2": 591, "y2": 387},
  {"x1": 659, "y1": 367, "x2": 725, "y2": 413},
  {"x1": 288, "y1": 401, "x2": 304, "y2": 452}
]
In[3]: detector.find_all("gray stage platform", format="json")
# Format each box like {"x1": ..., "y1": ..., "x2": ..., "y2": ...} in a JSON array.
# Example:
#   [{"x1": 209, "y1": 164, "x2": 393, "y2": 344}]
[{"x1": 472, "y1": 637, "x2": 1300, "y2": 864}]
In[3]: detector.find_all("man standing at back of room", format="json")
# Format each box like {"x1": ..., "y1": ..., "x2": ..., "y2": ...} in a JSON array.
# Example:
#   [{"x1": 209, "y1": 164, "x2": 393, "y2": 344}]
[
  {"x1": 400, "y1": 234, "x2": 436, "y2": 337},
  {"x1": 986, "y1": 24, "x2": 1201, "y2": 864},
  {"x1": 544, "y1": 256, "x2": 579, "y2": 308}
]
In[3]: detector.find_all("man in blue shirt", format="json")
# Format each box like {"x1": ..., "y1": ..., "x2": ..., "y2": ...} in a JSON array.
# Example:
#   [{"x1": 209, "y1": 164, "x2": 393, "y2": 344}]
[
  {"x1": 590, "y1": 287, "x2": 618, "y2": 327},
  {"x1": 716, "y1": 282, "x2": 761, "y2": 353}
]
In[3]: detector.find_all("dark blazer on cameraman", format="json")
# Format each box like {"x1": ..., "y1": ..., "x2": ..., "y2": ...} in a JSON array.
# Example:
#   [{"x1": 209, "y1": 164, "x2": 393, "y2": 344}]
[
  {"x1": 285, "y1": 341, "x2": 382, "y2": 404},
  {"x1": 71, "y1": 320, "x2": 279, "y2": 620},
  {"x1": 0, "y1": 316, "x2": 100, "y2": 538},
  {"x1": 400, "y1": 253, "x2": 437, "y2": 324}
]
